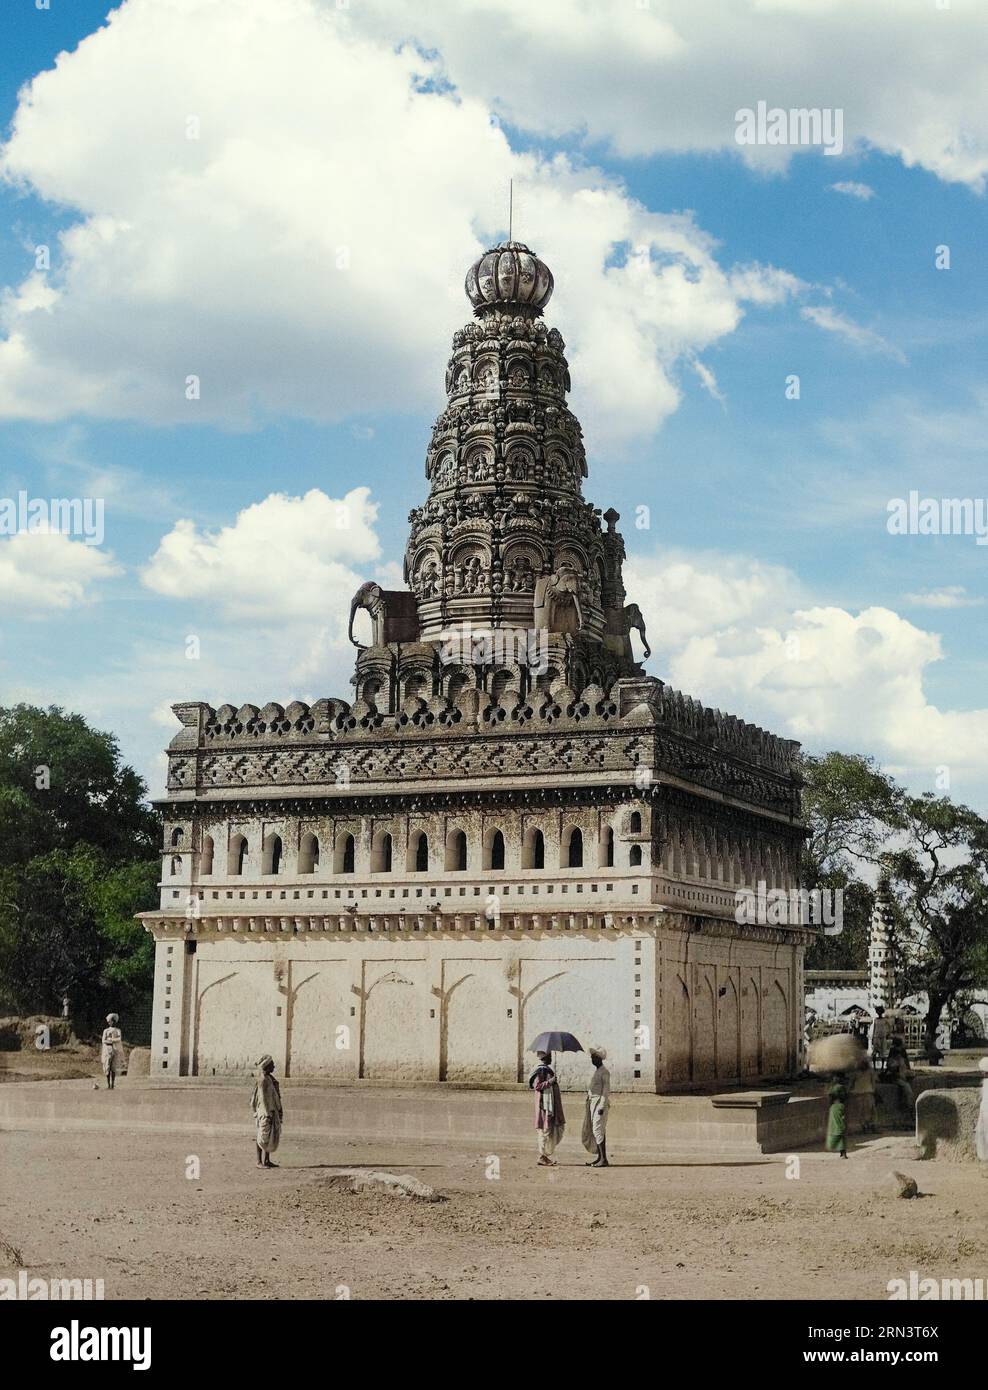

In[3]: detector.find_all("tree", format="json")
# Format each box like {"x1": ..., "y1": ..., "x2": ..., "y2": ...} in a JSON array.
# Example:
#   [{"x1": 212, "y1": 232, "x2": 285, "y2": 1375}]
[
  {"x1": 800, "y1": 752, "x2": 897, "y2": 971},
  {"x1": 800, "y1": 751, "x2": 899, "y2": 879},
  {"x1": 881, "y1": 793, "x2": 988, "y2": 1060},
  {"x1": 799, "y1": 751, "x2": 988, "y2": 1057},
  {"x1": 0, "y1": 705, "x2": 159, "y2": 1033}
]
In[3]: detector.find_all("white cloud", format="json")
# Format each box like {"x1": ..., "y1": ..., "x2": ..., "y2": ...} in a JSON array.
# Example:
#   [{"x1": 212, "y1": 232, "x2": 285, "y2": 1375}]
[
  {"x1": 801, "y1": 305, "x2": 906, "y2": 362},
  {"x1": 365, "y1": 0, "x2": 988, "y2": 189},
  {"x1": 0, "y1": 0, "x2": 800, "y2": 449},
  {"x1": 142, "y1": 486, "x2": 381, "y2": 624},
  {"x1": 829, "y1": 181, "x2": 876, "y2": 200},
  {"x1": 903, "y1": 585, "x2": 986, "y2": 610},
  {"x1": 627, "y1": 548, "x2": 988, "y2": 792},
  {"x1": 0, "y1": 530, "x2": 122, "y2": 612}
]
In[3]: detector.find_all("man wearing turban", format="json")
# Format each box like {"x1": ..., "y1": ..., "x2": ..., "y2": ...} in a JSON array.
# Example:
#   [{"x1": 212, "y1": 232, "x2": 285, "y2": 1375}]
[
  {"x1": 100, "y1": 1014, "x2": 124, "y2": 1090},
  {"x1": 250, "y1": 1055, "x2": 283, "y2": 1169}
]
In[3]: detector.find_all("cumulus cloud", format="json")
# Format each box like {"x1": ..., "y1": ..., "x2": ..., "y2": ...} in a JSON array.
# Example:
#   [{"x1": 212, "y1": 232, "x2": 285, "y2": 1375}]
[
  {"x1": 0, "y1": 530, "x2": 122, "y2": 612},
  {"x1": 366, "y1": 0, "x2": 988, "y2": 188},
  {"x1": 627, "y1": 548, "x2": 988, "y2": 790},
  {"x1": 141, "y1": 486, "x2": 381, "y2": 624},
  {"x1": 903, "y1": 585, "x2": 986, "y2": 610},
  {"x1": 801, "y1": 305, "x2": 905, "y2": 362},
  {"x1": 0, "y1": 0, "x2": 800, "y2": 448},
  {"x1": 829, "y1": 181, "x2": 876, "y2": 200}
]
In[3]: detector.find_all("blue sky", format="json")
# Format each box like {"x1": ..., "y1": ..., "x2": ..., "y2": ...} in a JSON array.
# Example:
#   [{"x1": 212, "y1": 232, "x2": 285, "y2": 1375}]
[{"x1": 2, "y1": 0, "x2": 987, "y2": 805}]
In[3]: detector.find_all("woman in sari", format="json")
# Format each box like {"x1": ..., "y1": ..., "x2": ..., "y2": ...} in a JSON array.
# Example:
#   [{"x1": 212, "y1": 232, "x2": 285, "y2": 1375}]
[
  {"x1": 529, "y1": 1051, "x2": 565, "y2": 1167},
  {"x1": 100, "y1": 1014, "x2": 124, "y2": 1090},
  {"x1": 251, "y1": 1054, "x2": 283, "y2": 1168}
]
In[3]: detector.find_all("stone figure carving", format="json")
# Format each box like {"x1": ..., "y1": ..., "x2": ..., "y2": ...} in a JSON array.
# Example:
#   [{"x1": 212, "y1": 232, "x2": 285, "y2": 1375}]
[
  {"x1": 418, "y1": 559, "x2": 442, "y2": 598},
  {"x1": 349, "y1": 582, "x2": 384, "y2": 647},
  {"x1": 534, "y1": 565, "x2": 583, "y2": 634},
  {"x1": 621, "y1": 602, "x2": 651, "y2": 659}
]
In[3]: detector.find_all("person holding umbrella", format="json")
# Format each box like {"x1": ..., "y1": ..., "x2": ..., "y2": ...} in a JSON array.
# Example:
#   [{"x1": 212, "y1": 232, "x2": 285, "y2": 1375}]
[
  {"x1": 529, "y1": 1051, "x2": 565, "y2": 1166},
  {"x1": 527, "y1": 1031, "x2": 583, "y2": 1167},
  {"x1": 583, "y1": 1046, "x2": 611, "y2": 1168}
]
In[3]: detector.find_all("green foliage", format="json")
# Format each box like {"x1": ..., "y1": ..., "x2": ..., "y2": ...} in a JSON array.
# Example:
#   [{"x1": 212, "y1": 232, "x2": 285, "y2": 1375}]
[
  {"x1": 804, "y1": 873, "x2": 873, "y2": 971},
  {"x1": 800, "y1": 751, "x2": 988, "y2": 1045},
  {"x1": 0, "y1": 705, "x2": 159, "y2": 1034}
]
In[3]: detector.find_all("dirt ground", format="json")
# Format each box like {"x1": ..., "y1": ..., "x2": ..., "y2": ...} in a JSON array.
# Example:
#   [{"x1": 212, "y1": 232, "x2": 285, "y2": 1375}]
[{"x1": 3, "y1": 1107, "x2": 988, "y2": 1300}]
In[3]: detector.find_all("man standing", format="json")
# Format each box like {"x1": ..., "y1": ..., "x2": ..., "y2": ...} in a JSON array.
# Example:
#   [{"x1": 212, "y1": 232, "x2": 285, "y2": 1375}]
[
  {"x1": 582, "y1": 1047, "x2": 611, "y2": 1168},
  {"x1": 251, "y1": 1054, "x2": 283, "y2": 1169},
  {"x1": 869, "y1": 1006, "x2": 890, "y2": 1072},
  {"x1": 100, "y1": 1014, "x2": 124, "y2": 1090}
]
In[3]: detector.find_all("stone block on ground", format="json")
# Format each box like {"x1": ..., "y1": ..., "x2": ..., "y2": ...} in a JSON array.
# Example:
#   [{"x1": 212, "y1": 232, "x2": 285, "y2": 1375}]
[
  {"x1": 916, "y1": 1088, "x2": 980, "y2": 1162},
  {"x1": 321, "y1": 1169, "x2": 443, "y2": 1202},
  {"x1": 878, "y1": 1169, "x2": 919, "y2": 1199},
  {"x1": 125, "y1": 1047, "x2": 150, "y2": 1078}
]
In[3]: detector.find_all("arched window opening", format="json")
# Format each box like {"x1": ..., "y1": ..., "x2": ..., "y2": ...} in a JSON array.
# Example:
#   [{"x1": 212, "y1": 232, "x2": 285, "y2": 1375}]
[
  {"x1": 229, "y1": 835, "x2": 248, "y2": 876},
  {"x1": 630, "y1": 844, "x2": 643, "y2": 867},
  {"x1": 415, "y1": 833, "x2": 429, "y2": 872},
  {"x1": 523, "y1": 827, "x2": 545, "y2": 870},
  {"x1": 170, "y1": 827, "x2": 184, "y2": 847},
  {"x1": 299, "y1": 832, "x2": 319, "y2": 874},
  {"x1": 567, "y1": 827, "x2": 583, "y2": 869},
  {"x1": 372, "y1": 833, "x2": 393, "y2": 874},
  {"x1": 605, "y1": 827, "x2": 614, "y2": 868},
  {"x1": 169, "y1": 854, "x2": 182, "y2": 876},
  {"x1": 201, "y1": 835, "x2": 214, "y2": 876},
  {"x1": 340, "y1": 834, "x2": 355, "y2": 874},
  {"x1": 488, "y1": 829, "x2": 505, "y2": 871},
  {"x1": 446, "y1": 830, "x2": 468, "y2": 872},
  {"x1": 630, "y1": 810, "x2": 642, "y2": 834},
  {"x1": 263, "y1": 834, "x2": 283, "y2": 875}
]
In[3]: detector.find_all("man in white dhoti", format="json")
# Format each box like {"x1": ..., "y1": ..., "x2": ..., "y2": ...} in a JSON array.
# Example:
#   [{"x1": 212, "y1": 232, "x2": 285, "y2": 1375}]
[
  {"x1": 100, "y1": 1013, "x2": 124, "y2": 1090},
  {"x1": 976, "y1": 1057, "x2": 988, "y2": 1163},
  {"x1": 869, "y1": 1007, "x2": 890, "y2": 1072},
  {"x1": 582, "y1": 1047, "x2": 611, "y2": 1168},
  {"x1": 251, "y1": 1054, "x2": 283, "y2": 1169}
]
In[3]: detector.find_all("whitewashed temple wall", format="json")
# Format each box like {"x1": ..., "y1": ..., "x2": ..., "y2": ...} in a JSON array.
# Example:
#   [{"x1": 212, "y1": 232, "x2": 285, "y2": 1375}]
[{"x1": 148, "y1": 920, "x2": 803, "y2": 1092}]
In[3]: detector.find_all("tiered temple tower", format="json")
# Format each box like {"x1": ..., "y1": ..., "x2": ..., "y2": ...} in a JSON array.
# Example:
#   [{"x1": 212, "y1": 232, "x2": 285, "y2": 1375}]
[
  {"x1": 868, "y1": 877, "x2": 898, "y2": 1012},
  {"x1": 140, "y1": 242, "x2": 811, "y2": 1092}
]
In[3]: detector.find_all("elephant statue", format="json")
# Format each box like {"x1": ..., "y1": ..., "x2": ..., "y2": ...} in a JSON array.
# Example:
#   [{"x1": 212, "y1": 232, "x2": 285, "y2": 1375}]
[
  {"x1": 348, "y1": 581, "x2": 385, "y2": 648},
  {"x1": 534, "y1": 565, "x2": 583, "y2": 634},
  {"x1": 622, "y1": 602, "x2": 650, "y2": 659}
]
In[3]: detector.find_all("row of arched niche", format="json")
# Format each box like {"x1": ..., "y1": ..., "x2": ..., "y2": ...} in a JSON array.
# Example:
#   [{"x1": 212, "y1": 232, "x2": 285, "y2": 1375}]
[{"x1": 165, "y1": 816, "x2": 649, "y2": 879}]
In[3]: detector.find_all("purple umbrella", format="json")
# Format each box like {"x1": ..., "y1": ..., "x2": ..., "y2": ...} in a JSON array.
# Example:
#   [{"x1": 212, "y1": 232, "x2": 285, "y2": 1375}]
[{"x1": 528, "y1": 1031, "x2": 584, "y2": 1055}]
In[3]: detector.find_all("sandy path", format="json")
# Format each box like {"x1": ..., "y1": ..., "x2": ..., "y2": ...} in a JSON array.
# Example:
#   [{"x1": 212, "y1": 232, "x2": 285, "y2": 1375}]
[{"x1": 4, "y1": 1118, "x2": 988, "y2": 1300}]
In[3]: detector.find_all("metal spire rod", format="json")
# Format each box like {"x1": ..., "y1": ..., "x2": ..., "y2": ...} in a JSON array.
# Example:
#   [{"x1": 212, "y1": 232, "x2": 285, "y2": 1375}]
[{"x1": 509, "y1": 178, "x2": 513, "y2": 242}]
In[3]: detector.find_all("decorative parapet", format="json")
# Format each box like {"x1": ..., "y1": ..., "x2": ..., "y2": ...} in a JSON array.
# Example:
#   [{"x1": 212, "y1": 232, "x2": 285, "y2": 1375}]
[
  {"x1": 167, "y1": 678, "x2": 798, "y2": 776},
  {"x1": 162, "y1": 674, "x2": 802, "y2": 819}
]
